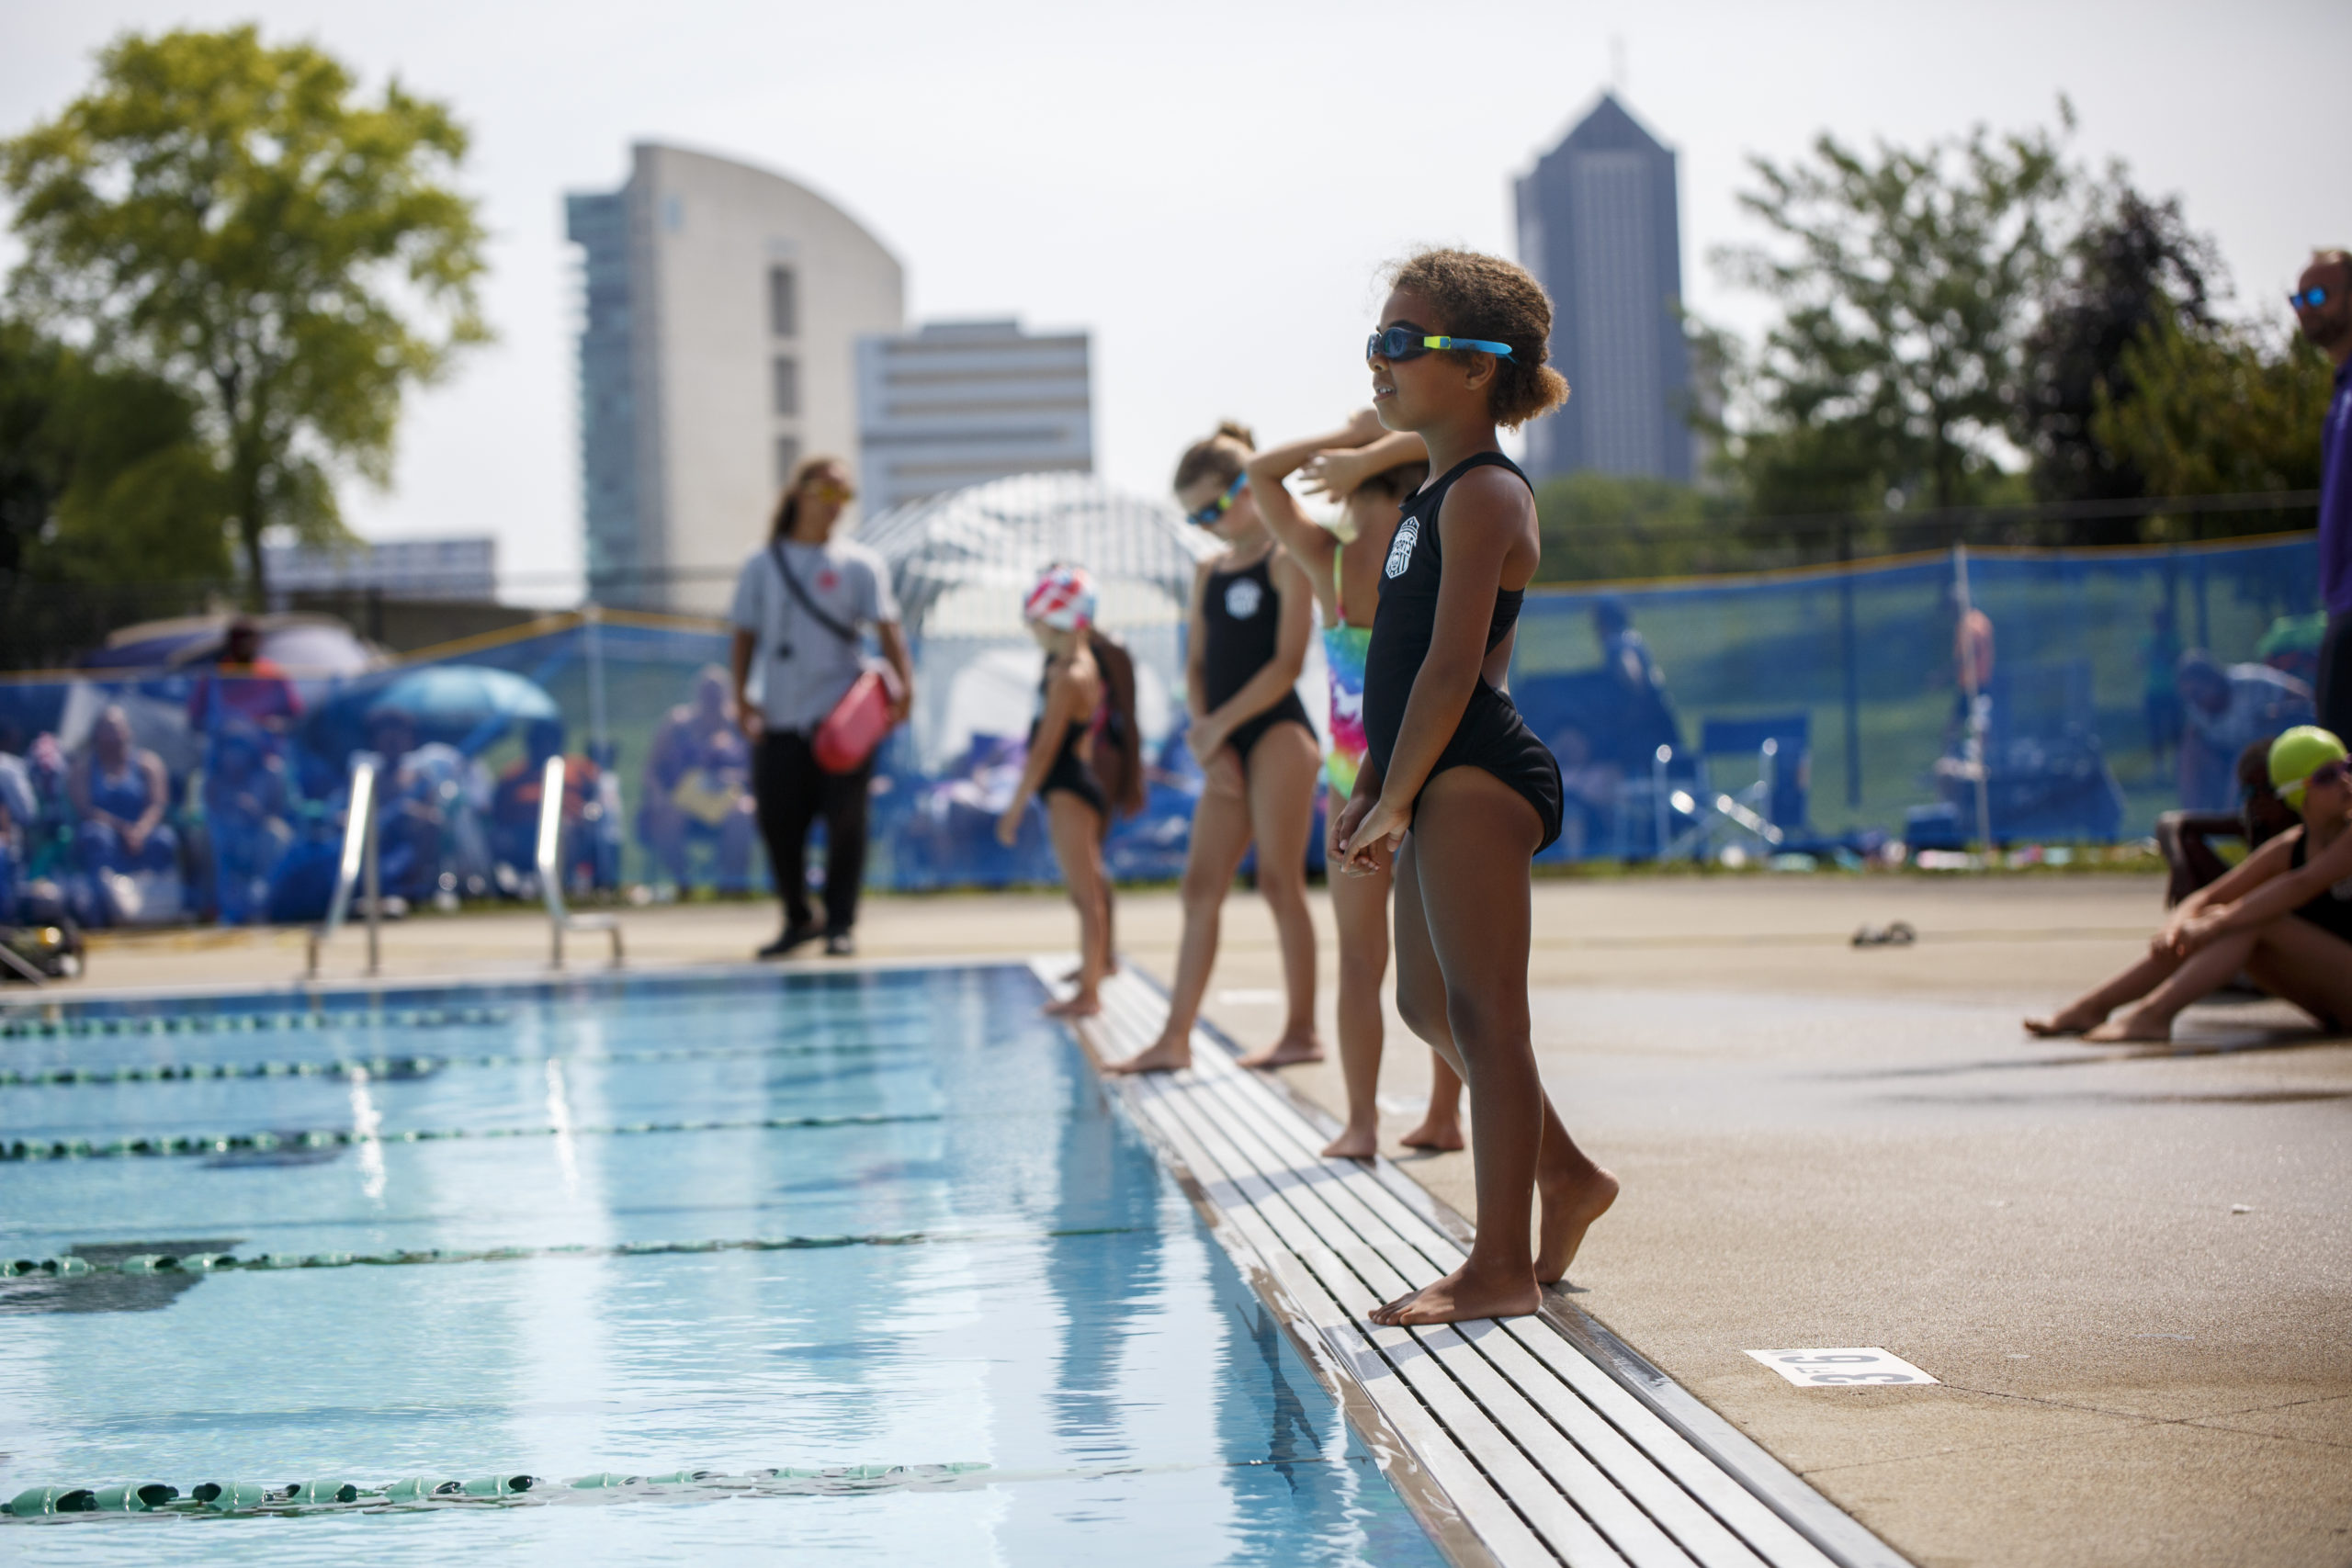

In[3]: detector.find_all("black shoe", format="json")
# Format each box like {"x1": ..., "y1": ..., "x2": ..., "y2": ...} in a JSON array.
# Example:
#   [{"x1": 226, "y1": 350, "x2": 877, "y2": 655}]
[
  {"x1": 823, "y1": 931, "x2": 855, "y2": 957},
  {"x1": 757, "y1": 922, "x2": 821, "y2": 960}
]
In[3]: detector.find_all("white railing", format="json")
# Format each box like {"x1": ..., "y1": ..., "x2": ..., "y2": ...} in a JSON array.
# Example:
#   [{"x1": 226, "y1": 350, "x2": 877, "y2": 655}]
[
  {"x1": 305, "y1": 756, "x2": 379, "y2": 978},
  {"x1": 536, "y1": 754, "x2": 621, "y2": 969}
]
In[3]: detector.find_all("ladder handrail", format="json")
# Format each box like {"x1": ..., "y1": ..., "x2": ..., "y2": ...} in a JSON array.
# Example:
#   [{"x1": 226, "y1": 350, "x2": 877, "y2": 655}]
[
  {"x1": 536, "y1": 754, "x2": 620, "y2": 969},
  {"x1": 306, "y1": 755, "x2": 379, "y2": 978}
]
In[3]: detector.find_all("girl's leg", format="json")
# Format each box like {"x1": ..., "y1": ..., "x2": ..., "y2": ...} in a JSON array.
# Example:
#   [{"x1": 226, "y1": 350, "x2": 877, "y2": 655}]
[
  {"x1": 1044, "y1": 793, "x2": 1109, "y2": 1018},
  {"x1": 2239, "y1": 918, "x2": 2352, "y2": 1032},
  {"x1": 1108, "y1": 757, "x2": 1254, "y2": 1074},
  {"x1": 1321, "y1": 855, "x2": 1392, "y2": 1158},
  {"x1": 1237, "y1": 725, "x2": 1326, "y2": 1068},
  {"x1": 1403, "y1": 1054, "x2": 1466, "y2": 1151},
  {"x1": 2026, "y1": 948, "x2": 2188, "y2": 1036},
  {"x1": 1373, "y1": 768, "x2": 1615, "y2": 1325},
  {"x1": 2087, "y1": 929, "x2": 2261, "y2": 1041}
]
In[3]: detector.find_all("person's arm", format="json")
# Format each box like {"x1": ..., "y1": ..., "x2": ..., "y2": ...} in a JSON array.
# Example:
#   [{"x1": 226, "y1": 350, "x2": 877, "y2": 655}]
[
  {"x1": 66, "y1": 753, "x2": 100, "y2": 828},
  {"x1": 998, "y1": 662, "x2": 1085, "y2": 844},
  {"x1": 1182, "y1": 558, "x2": 1213, "y2": 727},
  {"x1": 1299, "y1": 428, "x2": 1427, "y2": 502},
  {"x1": 877, "y1": 621, "x2": 914, "y2": 723},
  {"x1": 1246, "y1": 418, "x2": 1371, "y2": 624},
  {"x1": 729, "y1": 629, "x2": 762, "y2": 743},
  {"x1": 1195, "y1": 552, "x2": 1314, "y2": 752},
  {"x1": 1341, "y1": 468, "x2": 1528, "y2": 872},
  {"x1": 128, "y1": 751, "x2": 168, "y2": 852},
  {"x1": 2180, "y1": 824, "x2": 2352, "y2": 948}
]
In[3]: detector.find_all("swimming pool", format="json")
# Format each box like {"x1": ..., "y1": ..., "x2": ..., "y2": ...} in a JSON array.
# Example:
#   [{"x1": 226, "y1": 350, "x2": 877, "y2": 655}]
[{"x1": 0, "y1": 964, "x2": 1446, "y2": 1564}]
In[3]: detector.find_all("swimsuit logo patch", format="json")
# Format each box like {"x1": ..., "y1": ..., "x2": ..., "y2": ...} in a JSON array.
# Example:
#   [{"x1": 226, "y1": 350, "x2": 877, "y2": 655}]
[
  {"x1": 1385, "y1": 518, "x2": 1419, "y2": 579},
  {"x1": 1223, "y1": 576, "x2": 1264, "y2": 620}
]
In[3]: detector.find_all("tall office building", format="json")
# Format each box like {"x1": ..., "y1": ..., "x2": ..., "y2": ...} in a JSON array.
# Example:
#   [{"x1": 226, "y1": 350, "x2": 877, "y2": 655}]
[
  {"x1": 1514, "y1": 95, "x2": 1693, "y2": 484},
  {"x1": 566, "y1": 144, "x2": 904, "y2": 613},
  {"x1": 854, "y1": 321, "x2": 1092, "y2": 513}
]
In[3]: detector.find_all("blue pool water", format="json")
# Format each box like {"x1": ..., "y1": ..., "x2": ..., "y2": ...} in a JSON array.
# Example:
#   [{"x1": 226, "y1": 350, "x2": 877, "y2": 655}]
[{"x1": 0, "y1": 965, "x2": 1445, "y2": 1564}]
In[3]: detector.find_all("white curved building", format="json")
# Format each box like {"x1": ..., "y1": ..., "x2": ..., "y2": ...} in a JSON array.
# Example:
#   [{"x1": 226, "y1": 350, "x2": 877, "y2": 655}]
[{"x1": 566, "y1": 144, "x2": 905, "y2": 614}]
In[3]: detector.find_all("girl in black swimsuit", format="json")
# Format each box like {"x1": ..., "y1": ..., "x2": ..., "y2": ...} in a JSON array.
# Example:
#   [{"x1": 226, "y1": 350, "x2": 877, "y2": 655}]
[
  {"x1": 1336, "y1": 250, "x2": 1618, "y2": 1327},
  {"x1": 1110, "y1": 423, "x2": 1326, "y2": 1077},
  {"x1": 1000, "y1": 565, "x2": 1124, "y2": 1019},
  {"x1": 2028, "y1": 726, "x2": 2352, "y2": 1041}
]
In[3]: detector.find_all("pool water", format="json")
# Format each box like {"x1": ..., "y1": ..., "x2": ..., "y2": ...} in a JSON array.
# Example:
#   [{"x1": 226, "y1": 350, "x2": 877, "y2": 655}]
[{"x1": 0, "y1": 965, "x2": 1444, "y2": 1564}]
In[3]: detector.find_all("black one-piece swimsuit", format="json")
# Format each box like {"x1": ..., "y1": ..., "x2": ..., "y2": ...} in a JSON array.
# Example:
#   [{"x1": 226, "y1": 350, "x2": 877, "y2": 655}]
[
  {"x1": 1202, "y1": 551, "x2": 1314, "y2": 765},
  {"x1": 1363, "y1": 451, "x2": 1565, "y2": 852}
]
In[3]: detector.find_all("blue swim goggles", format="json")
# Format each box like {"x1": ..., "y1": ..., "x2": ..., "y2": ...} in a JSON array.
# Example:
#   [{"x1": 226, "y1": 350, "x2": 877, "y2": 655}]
[
  {"x1": 1185, "y1": 471, "x2": 1248, "y2": 527},
  {"x1": 1366, "y1": 326, "x2": 1515, "y2": 363},
  {"x1": 2289, "y1": 284, "x2": 2333, "y2": 310}
]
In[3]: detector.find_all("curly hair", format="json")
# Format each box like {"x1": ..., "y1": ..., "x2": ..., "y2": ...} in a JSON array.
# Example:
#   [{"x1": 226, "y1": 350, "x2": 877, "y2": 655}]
[
  {"x1": 1386, "y1": 250, "x2": 1569, "y2": 428},
  {"x1": 1172, "y1": 420, "x2": 1255, "y2": 491}
]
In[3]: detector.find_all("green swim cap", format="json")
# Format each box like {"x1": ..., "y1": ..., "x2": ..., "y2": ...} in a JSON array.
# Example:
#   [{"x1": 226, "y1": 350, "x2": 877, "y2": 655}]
[{"x1": 2267, "y1": 726, "x2": 2348, "y2": 807}]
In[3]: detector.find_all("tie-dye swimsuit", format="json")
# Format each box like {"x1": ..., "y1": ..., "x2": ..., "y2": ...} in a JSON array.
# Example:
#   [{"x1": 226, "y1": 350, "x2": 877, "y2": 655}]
[{"x1": 1322, "y1": 563, "x2": 1372, "y2": 798}]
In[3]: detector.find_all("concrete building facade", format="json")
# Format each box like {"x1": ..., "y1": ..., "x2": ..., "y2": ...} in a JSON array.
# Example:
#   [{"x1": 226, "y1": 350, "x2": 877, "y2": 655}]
[
  {"x1": 854, "y1": 321, "x2": 1092, "y2": 514},
  {"x1": 1514, "y1": 95, "x2": 1693, "y2": 484},
  {"x1": 264, "y1": 537, "x2": 498, "y2": 603},
  {"x1": 566, "y1": 144, "x2": 904, "y2": 613}
]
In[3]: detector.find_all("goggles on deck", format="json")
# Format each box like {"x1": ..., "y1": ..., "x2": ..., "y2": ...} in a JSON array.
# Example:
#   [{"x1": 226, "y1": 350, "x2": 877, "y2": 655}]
[
  {"x1": 1366, "y1": 327, "x2": 1516, "y2": 363},
  {"x1": 1185, "y1": 471, "x2": 1248, "y2": 527}
]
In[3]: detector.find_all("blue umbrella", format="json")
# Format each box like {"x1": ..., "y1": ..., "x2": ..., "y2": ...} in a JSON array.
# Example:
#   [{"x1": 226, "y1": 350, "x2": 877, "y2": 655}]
[{"x1": 307, "y1": 664, "x2": 560, "y2": 760}]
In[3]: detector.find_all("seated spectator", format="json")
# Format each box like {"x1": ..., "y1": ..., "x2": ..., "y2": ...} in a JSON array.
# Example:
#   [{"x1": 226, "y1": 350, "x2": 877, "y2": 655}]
[
  {"x1": 69, "y1": 705, "x2": 178, "y2": 881},
  {"x1": 2177, "y1": 651, "x2": 2312, "y2": 812},
  {"x1": 187, "y1": 617, "x2": 302, "y2": 744},
  {"x1": 2029, "y1": 727, "x2": 2352, "y2": 1042},
  {"x1": 638, "y1": 667, "x2": 754, "y2": 893},
  {"x1": 1592, "y1": 597, "x2": 1681, "y2": 769},
  {"x1": 366, "y1": 710, "x2": 445, "y2": 907},
  {"x1": 493, "y1": 719, "x2": 605, "y2": 893},
  {"x1": 2154, "y1": 739, "x2": 2301, "y2": 907},
  {"x1": 199, "y1": 721, "x2": 294, "y2": 925}
]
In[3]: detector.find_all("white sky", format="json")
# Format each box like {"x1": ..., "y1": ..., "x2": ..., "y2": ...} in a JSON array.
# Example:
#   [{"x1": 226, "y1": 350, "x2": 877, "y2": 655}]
[{"x1": 4, "y1": 0, "x2": 2346, "y2": 604}]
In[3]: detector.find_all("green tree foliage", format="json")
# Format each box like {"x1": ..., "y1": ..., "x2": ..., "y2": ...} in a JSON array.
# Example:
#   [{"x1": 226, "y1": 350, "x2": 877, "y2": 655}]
[
  {"x1": 1707, "y1": 118, "x2": 2072, "y2": 518},
  {"x1": 0, "y1": 319, "x2": 232, "y2": 584},
  {"x1": 0, "y1": 26, "x2": 488, "y2": 598},
  {"x1": 2018, "y1": 179, "x2": 2220, "y2": 516},
  {"x1": 2092, "y1": 315, "x2": 2333, "y2": 506},
  {"x1": 1531, "y1": 472, "x2": 1747, "y2": 583}
]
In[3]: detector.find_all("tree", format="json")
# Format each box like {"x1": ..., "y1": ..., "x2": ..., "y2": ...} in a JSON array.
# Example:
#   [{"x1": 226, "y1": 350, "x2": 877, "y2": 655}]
[
  {"x1": 1708, "y1": 116, "x2": 2073, "y2": 517},
  {"x1": 1532, "y1": 472, "x2": 1747, "y2": 582},
  {"x1": 0, "y1": 26, "x2": 488, "y2": 600},
  {"x1": 2018, "y1": 178, "x2": 2222, "y2": 513},
  {"x1": 0, "y1": 318, "x2": 232, "y2": 584},
  {"x1": 2092, "y1": 314, "x2": 2333, "y2": 510}
]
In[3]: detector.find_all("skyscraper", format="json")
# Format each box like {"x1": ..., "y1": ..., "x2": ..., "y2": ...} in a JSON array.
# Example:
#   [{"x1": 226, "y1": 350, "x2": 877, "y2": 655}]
[
  {"x1": 1514, "y1": 95, "x2": 1693, "y2": 484},
  {"x1": 855, "y1": 321, "x2": 1093, "y2": 514},
  {"x1": 566, "y1": 144, "x2": 904, "y2": 613}
]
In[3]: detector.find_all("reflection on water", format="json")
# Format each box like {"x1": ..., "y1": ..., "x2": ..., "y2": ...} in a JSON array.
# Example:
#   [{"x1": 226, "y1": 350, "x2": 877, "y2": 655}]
[{"x1": 0, "y1": 967, "x2": 1440, "y2": 1565}]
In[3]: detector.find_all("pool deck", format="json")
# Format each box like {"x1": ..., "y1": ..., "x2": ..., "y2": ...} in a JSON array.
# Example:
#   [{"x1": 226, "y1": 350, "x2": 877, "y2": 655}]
[{"x1": 56, "y1": 874, "x2": 2352, "y2": 1568}]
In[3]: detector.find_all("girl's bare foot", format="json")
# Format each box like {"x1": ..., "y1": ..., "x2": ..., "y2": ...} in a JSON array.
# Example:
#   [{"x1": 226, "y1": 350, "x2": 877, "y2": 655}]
[
  {"x1": 1399, "y1": 1115, "x2": 1464, "y2": 1152},
  {"x1": 1237, "y1": 1032, "x2": 1324, "y2": 1068},
  {"x1": 1534, "y1": 1164, "x2": 1619, "y2": 1284},
  {"x1": 2024, "y1": 1002, "x2": 2106, "y2": 1037},
  {"x1": 2085, "y1": 1011, "x2": 2172, "y2": 1043},
  {"x1": 1043, "y1": 993, "x2": 1102, "y2": 1019},
  {"x1": 1321, "y1": 1123, "x2": 1379, "y2": 1160},
  {"x1": 1106, "y1": 1035, "x2": 1192, "y2": 1075},
  {"x1": 1368, "y1": 1260, "x2": 1542, "y2": 1325},
  {"x1": 1061, "y1": 960, "x2": 1119, "y2": 986}
]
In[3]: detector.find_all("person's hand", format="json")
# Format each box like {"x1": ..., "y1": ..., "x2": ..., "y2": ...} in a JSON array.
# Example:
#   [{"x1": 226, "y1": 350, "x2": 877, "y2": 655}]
[
  {"x1": 1339, "y1": 795, "x2": 1411, "y2": 877},
  {"x1": 1186, "y1": 720, "x2": 1227, "y2": 767},
  {"x1": 739, "y1": 707, "x2": 763, "y2": 743},
  {"x1": 2171, "y1": 908, "x2": 2229, "y2": 956},
  {"x1": 888, "y1": 689, "x2": 913, "y2": 725},
  {"x1": 994, "y1": 806, "x2": 1023, "y2": 847},
  {"x1": 1299, "y1": 446, "x2": 1374, "y2": 502},
  {"x1": 122, "y1": 823, "x2": 148, "y2": 857},
  {"x1": 1329, "y1": 793, "x2": 1374, "y2": 862},
  {"x1": 1340, "y1": 405, "x2": 1385, "y2": 446}
]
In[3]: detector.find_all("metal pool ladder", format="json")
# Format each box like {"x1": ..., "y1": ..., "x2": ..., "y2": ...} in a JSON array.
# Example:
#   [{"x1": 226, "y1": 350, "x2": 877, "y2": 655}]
[
  {"x1": 305, "y1": 756, "x2": 379, "y2": 978},
  {"x1": 536, "y1": 755, "x2": 621, "y2": 970}
]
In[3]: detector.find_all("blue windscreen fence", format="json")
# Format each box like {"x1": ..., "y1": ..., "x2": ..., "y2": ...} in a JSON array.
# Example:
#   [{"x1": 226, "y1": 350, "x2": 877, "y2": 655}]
[{"x1": 0, "y1": 532, "x2": 2319, "y2": 931}]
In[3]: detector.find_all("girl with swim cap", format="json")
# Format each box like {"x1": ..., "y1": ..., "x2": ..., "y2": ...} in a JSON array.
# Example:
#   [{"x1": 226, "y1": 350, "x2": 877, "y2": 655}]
[
  {"x1": 999, "y1": 565, "x2": 1142, "y2": 1018},
  {"x1": 1110, "y1": 423, "x2": 1325, "y2": 1075},
  {"x1": 2028, "y1": 725, "x2": 2352, "y2": 1041},
  {"x1": 1246, "y1": 409, "x2": 1464, "y2": 1159},
  {"x1": 1337, "y1": 249, "x2": 1617, "y2": 1325}
]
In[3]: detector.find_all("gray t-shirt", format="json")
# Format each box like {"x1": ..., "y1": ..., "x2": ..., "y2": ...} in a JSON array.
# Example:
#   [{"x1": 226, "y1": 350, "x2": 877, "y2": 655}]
[{"x1": 729, "y1": 538, "x2": 900, "y2": 732}]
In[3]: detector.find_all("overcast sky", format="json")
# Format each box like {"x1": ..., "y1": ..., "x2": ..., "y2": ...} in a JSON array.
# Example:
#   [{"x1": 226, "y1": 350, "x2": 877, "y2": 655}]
[{"x1": 5, "y1": 0, "x2": 2346, "y2": 604}]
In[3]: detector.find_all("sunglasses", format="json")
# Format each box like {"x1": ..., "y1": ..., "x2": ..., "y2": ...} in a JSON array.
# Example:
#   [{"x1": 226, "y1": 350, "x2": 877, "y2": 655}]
[
  {"x1": 2288, "y1": 285, "x2": 2333, "y2": 311},
  {"x1": 1366, "y1": 326, "x2": 1516, "y2": 363},
  {"x1": 1186, "y1": 471, "x2": 1248, "y2": 527}
]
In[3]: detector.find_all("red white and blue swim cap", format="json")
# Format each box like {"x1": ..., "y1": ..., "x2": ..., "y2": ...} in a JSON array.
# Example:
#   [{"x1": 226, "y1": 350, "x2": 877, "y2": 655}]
[{"x1": 1023, "y1": 563, "x2": 1096, "y2": 632}]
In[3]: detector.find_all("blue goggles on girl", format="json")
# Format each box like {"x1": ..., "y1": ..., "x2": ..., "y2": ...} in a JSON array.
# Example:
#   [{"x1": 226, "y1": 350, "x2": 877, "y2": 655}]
[
  {"x1": 1186, "y1": 472, "x2": 1248, "y2": 527},
  {"x1": 1366, "y1": 326, "x2": 1516, "y2": 363}
]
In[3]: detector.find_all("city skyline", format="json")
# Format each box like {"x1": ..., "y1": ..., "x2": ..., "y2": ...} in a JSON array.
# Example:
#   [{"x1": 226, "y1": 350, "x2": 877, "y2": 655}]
[{"x1": 5, "y1": 0, "x2": 2345, "y2": 604}]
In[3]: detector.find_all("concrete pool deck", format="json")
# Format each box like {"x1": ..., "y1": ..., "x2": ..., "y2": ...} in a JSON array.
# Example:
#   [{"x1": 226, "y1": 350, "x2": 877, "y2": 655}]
[{"x1": 54, "y1": 874, "x2": 2352, "y2": 1567}]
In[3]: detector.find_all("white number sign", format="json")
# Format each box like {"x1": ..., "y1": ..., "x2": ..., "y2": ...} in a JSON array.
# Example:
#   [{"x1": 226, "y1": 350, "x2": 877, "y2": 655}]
[{"x1": 1745, "y1": 1348, "x2": 1938, "y2": 1387}]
